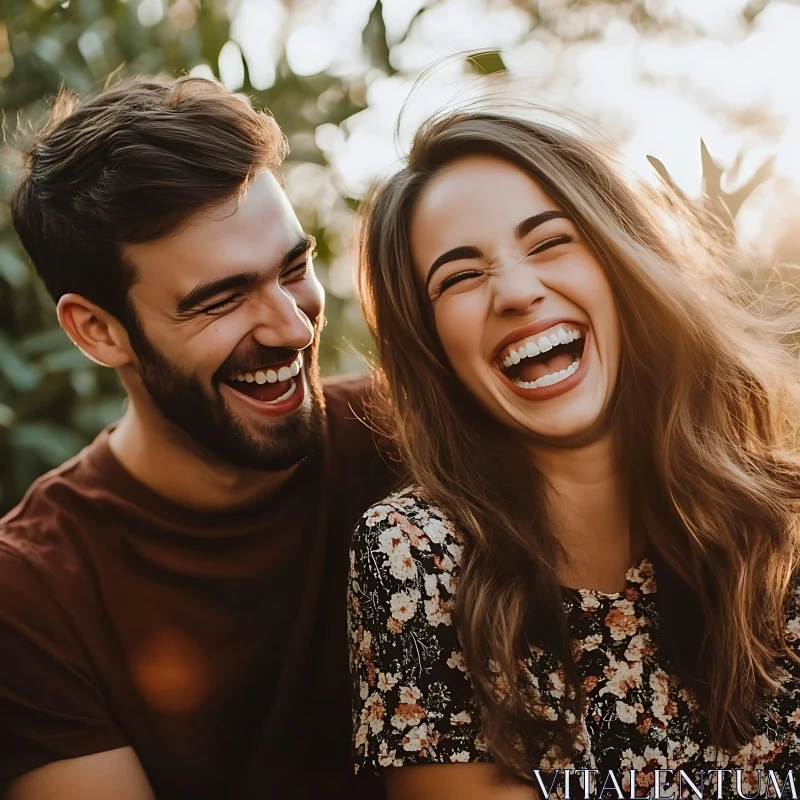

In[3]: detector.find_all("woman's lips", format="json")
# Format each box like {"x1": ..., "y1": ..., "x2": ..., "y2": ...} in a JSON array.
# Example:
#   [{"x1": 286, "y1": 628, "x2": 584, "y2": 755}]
[{"x1": 495, "y1": 328, "x2": 593, "y2": 401}]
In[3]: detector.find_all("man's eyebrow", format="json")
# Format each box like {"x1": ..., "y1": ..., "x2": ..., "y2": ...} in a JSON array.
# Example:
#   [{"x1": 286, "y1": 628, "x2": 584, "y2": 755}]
[
  {"x1": 175, "y1": 234, "x2": 316, "y2": 314},
  {"x1": 424, "y1": 211, "x2": 570, "y2": 289}
]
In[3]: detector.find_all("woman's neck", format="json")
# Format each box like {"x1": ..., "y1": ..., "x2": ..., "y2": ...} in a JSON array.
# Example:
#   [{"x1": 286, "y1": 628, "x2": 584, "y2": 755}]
[{"x1": 531, "y1": 433, "x2": 642, "y2": 593}]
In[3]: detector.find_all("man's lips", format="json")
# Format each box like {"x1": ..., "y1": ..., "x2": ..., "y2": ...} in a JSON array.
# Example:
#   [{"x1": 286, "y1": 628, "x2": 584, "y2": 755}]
[{"x1": 222, "y1": 368, "x2": 306, "y2": 417}]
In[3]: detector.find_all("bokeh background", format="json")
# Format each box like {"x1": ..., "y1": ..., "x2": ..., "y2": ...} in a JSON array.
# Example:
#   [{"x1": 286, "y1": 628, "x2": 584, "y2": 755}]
[{"x1": 1, "y1": 0, "x2": 799, "y2": 514}]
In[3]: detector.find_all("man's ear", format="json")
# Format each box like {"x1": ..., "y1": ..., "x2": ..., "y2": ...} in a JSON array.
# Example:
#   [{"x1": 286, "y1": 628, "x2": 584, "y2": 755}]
[{"x1": 56, "y1": 294, "x2": 134, "y2": 369}]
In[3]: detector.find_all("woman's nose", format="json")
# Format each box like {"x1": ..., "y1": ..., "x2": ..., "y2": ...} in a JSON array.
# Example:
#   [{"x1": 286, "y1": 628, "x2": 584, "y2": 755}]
[{"x1": 490, "y1": 262, "x2": 546, "y2": 317}]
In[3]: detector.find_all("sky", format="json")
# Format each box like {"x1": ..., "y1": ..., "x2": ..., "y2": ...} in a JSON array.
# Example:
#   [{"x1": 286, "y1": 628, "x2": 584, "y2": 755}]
[{"x1": 210, "y1": 0, "x2": 800, "y2": 256}]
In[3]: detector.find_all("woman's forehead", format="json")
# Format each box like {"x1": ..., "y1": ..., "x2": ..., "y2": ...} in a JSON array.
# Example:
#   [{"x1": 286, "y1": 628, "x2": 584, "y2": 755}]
[{"x1": 409, "y1": 156, "x2": 557, "y2": 262}]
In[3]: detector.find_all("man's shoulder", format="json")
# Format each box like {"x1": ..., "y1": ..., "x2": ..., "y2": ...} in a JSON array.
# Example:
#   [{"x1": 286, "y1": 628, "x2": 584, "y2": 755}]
[
  {"x1": 321, "y1": 371, "x2": 379, "y2": 461},
  {"x1": 0, "y1": 447, "x2": 95, "y2": 570},
  {"x1": 321, "y1": 371, "x2": 401, "y2": 501},
  {"x1": 322, "y1": 371, "x2": 373, "y2": 419}
]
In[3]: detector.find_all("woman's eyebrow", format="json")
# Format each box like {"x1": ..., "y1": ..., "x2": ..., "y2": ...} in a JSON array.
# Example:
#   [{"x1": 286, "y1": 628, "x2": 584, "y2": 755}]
[{"x1": 514, "y1": 210, "x2": 570, "y2": 239}]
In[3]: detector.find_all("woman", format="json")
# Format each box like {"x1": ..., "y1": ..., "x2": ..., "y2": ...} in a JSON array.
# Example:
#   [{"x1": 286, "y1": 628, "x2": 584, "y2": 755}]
[{"x1": 348, "y1": 111, "x2": 800, "y2": 800}]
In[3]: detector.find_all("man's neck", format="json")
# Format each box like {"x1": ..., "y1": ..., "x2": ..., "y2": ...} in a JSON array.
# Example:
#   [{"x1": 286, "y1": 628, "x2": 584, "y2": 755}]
[
  {"x1": 531, "y1": 434, "x2": 641, "y2": 592},
  {"x1": 109, "y1": 408, "x2": 297, "y2": 513}
]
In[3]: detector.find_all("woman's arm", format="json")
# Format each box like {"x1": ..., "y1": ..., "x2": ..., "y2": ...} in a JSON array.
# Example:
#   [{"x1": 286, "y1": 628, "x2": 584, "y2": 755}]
[
  {"x1": 349, "y1": 493, "x2": 532, "y2": 795},
  {"x1": 385, "y1": 762, "x2": 537, "y2": 800}
]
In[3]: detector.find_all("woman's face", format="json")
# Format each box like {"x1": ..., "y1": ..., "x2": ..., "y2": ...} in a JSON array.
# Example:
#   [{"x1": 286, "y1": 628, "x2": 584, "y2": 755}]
[{"x1": 410, "y1": 155, "x2": 621, "y2": 444}]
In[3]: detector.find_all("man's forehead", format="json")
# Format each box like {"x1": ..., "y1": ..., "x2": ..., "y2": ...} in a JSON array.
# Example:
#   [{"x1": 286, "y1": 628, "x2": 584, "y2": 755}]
[{"x1": 125, "y1": 170, "x2": 302, "y2": 289}]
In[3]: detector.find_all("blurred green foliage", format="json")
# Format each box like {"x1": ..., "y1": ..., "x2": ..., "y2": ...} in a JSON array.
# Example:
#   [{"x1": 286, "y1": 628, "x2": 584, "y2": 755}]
[{"x1": 0, "y1": 0, "x2": 795, "y2": 514}]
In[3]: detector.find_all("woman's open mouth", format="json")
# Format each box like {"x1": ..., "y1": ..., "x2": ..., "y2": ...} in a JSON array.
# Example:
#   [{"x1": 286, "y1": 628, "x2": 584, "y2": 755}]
[{"x1": 493, "y1": 322, "x2": 590, "y2": 399}]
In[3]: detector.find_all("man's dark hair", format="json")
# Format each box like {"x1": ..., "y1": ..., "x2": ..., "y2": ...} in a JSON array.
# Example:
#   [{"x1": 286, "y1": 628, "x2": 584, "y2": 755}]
[{"x1": 10, "y1": 75, "x2": 288, "y2": 327}]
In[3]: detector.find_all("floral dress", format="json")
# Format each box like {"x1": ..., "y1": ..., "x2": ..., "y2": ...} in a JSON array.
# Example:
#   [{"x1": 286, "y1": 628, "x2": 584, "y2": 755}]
[{"x1": 348, "y1": 487, "x2": 800, "y2": 797}]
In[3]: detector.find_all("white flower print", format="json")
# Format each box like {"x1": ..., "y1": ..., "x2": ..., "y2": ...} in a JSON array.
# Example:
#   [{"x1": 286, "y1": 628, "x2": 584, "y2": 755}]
[
  {"x1": 360, "y1": 692, "x2": 386, "y2": 734},
  {"x1": 391, "y1": 685, "x2": 426, "y2": 731},
  {"x1": 424, "y1": 595, "x2": 452, "y2": 627},
  {"x1": 402, "y1": 723, "x2": 435, "y2": 752},
  {"x1": 599, "y1": 657, "x2": 643, "y2": 699},
  {"x1": 422, "y1": 517, "x2": 451, "y2": 544},
  {"x1": 583, "y1": 633, "x2": 603, "y2": 651},
  {"x1": 377, "y1": 528, "x2": 417, "y2": 582},
  {"x1": 447, "y1": 650, "x2": 467, "y2": 672},
  {"x1": 424, "y1": 573, "x2": 438, "y2": 597},
  {"x1": 377, "y1": 672, "x2": 398, "y2": 692},
  {"x1": 390, "y1": 589, "x2": 420, "y2": 622},
  {"x1": 398, "y1": 685, "x2": 422, "y2": 705},
  {"x1": 580, "y1": 593, "x2": 602, "y2": 612},
  {"x1": 624, "y1": 633, "x2": 653, "y2": 662},
  {"x1": 377, "y1": 741, "x2": 402, "y2": 767},
  {"x1": 616, "y1": 700, "x2": 639, "y2": 724},
  {"x1": 449, "y1": 751, "x2": 471, "y2": 762},
  {"x1": 365, "y1": 505, "x2": 391, "y2": 527},
  {"x1": 450, "y1": 710, "x2": 472, "y2": 726}
]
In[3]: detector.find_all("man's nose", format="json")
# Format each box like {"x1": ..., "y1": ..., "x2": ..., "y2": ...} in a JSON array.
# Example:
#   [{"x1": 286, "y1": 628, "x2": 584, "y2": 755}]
[
  {"x1": 251, "y1": 288, "x2": 315, "y2": 351},
  {"x1": 491, "y1": 261, "x2": 547, "y2": 317}
]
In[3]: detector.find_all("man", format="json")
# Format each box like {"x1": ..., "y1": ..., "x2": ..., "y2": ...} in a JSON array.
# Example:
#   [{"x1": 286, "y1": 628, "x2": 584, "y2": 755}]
[{"x1": 1, "y1": 76, "x2": 394, "y2": 799}]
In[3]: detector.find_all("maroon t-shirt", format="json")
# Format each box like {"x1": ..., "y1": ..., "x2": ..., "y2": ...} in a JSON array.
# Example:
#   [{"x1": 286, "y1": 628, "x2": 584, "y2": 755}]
[{"x1": 0, "y1": 374, "x2": 395, "y2": 799}]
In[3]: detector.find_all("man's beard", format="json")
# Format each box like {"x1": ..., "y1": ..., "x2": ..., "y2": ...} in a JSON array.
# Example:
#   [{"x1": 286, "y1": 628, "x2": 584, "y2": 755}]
[{"x1": 128, "y1": 320, "x2": 325, "y2": 471}]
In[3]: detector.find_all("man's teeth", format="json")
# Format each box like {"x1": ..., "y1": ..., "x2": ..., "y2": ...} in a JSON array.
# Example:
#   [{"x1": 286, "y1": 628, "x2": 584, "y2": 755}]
[
  {"x1": 502, "y1": 326, "x2": 582, "y2": 368},
  {"x1": 514, "y1": 359, "x2": 581, "y2": 389},
  {"x1": 267, "y1": 377, "x2": 297, "y2": 404},
  {"x1": 234, "y1": 354, "x2": 302, "y2": 384}
]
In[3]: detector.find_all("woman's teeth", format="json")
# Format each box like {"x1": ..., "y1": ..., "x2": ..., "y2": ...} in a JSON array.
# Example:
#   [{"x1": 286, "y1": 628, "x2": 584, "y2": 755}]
[
  {"x1": 501, "y1": 326, "x2": 582, "y2": 368},
  {"x1": 233, "y1": 354, "x2": 302, "y2": 385},
  {"x1": 513, "y1": 358, "x2": 581, "y2": 389}
]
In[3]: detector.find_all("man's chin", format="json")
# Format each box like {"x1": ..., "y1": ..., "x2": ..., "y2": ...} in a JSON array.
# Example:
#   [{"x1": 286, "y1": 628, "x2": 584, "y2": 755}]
[{"x1": 222, "y1": 406, "x2": 324, "y2": 472}]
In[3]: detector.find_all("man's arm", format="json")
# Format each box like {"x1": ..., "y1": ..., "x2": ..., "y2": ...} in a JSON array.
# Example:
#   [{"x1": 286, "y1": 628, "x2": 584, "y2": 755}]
[
  {"x1": 6, "y1": 748, "x2": 155, "y2": 800},
  {"x1": 0, "y1": 545, "x2": 136, "y2": 790}
]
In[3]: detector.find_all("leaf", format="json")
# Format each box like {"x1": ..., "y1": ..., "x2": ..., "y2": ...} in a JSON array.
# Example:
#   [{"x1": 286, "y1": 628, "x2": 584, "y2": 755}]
[
  {"x1": 466, "y1": 51, "x2": 506, "y2": 75},
  {"x1": 10, "y1": 421, "x2": 86, "y2": 467},
  {"x1": 362, "y1": 0, "x2": 393, "y2": 74},
  {"x1": 0, "y1": 244, "x2": 31, "y2": 289},
  {"x1": 0, "y1": 332, "x2": 41, "y2": 392},
  {"x1": 39, "y1": 346, "x2": 95, "y2": 373},
  {"x1": 646, "y1": 155, "x2": 686, "y2": 201},
  {"x1": 700, "y1": 138, "x2": 722, "y2": 198},
  {"x1": 16, "y1": 326, "x2": 73, "y2": 358}
]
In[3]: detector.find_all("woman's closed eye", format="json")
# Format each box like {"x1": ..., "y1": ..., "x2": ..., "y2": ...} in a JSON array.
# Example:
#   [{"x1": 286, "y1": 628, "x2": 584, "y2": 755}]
[
  {"x1": 437, "y1": 270, "x2": 483, "y2": 293},
  {"x1": 435, "y1": 235, "x2": 575, "y2": 295},
  {"x1": 529, "y1": 234, "x2": 574, "y2": 256}
]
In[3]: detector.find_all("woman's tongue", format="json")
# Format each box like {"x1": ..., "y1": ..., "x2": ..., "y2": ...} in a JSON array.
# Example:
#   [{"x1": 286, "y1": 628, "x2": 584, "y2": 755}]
[
  {"x1": 517, "y1": 352, "x2": 574, "y2": 382},
  {"x1": 232, "y1": 377, "x2": 293, "y2": 402}
]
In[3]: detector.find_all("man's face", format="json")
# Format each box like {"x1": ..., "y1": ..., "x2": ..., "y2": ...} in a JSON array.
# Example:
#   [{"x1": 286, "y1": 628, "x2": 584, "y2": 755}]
[{"x1": 122, "y1": 170, "x2": 326, "y2": 471}]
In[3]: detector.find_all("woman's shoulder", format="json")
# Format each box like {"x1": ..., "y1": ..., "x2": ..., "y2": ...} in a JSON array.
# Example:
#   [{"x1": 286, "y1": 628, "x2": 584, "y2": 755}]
[{"x1": 352, "y1": 486, "x2": 466, "y2": 573}]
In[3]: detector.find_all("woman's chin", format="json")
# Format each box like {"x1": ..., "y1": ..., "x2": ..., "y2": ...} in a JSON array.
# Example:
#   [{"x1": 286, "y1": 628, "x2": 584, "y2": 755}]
[{"x1": 502, "y1": 396, "x2": 613, "y2": 446}]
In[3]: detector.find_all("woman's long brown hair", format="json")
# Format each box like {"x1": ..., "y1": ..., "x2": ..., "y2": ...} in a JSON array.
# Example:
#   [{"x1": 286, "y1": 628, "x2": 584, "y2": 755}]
[{"x1": 357, "y1": 111, "x2": 800, "y2": 778}]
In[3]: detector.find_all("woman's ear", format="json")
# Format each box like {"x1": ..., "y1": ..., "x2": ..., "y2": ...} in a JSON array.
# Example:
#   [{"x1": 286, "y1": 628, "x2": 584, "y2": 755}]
[{"x1": 56, "y1": 293, "x2": 134, "y2": 369}]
